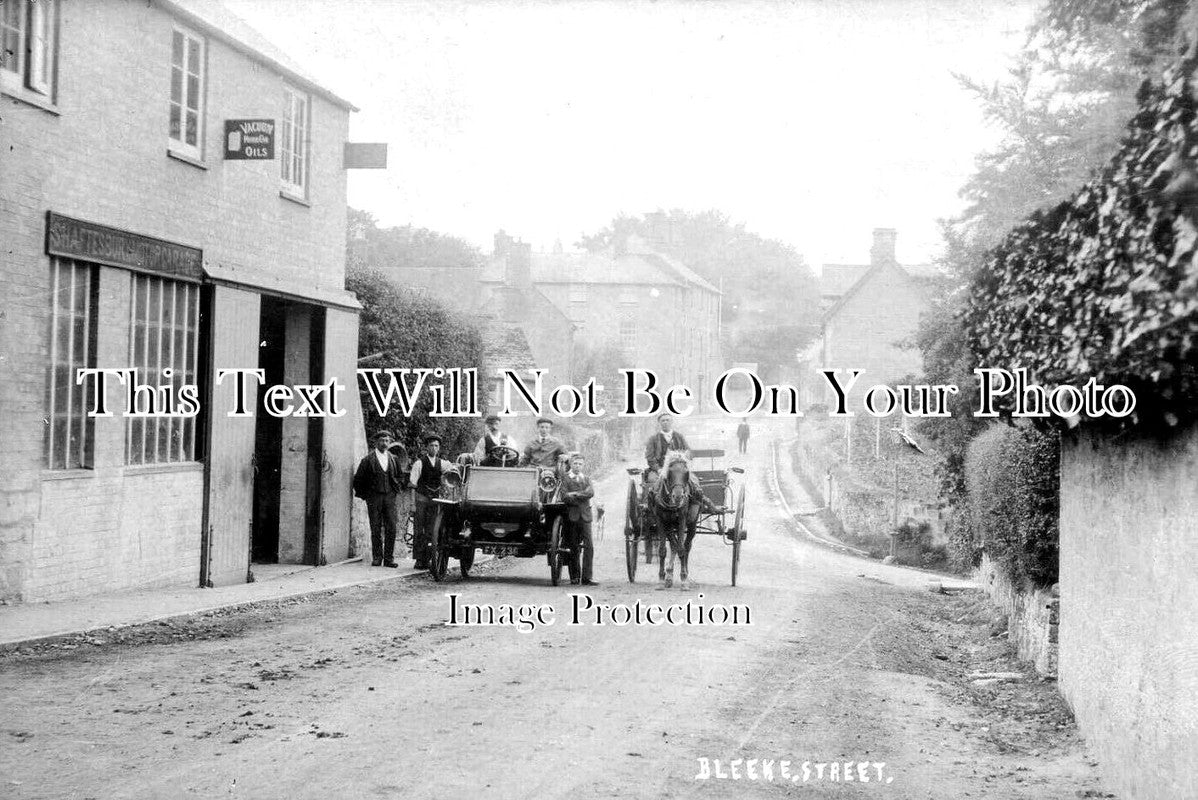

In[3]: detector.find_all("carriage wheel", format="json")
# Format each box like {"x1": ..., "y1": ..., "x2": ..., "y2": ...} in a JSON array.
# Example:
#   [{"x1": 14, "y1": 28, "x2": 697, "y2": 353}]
[
  {"x1": 549, "y1": 516, "x2": 565, "y2": 587},
  {"x1": 459, "y1": 544, "x2": 475, "y2": 578},
  {"x1": 624, "y1": 481, "x2": 640, "y2": 583},
  {"x1": 731, "y1": 484, "x2": 746, "y2": 586},
  {"x1": 429, "y1": 508, "x2": 450, "y2": 582}
]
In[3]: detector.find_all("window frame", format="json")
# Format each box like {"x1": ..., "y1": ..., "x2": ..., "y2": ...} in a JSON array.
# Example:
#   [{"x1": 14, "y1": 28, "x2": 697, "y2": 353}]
[
  {"x1": 1, "y1": 0, "x2": 58, "y2": 104},
  {"x1": 280, "y1": 83, "x2": 311, "y2": 198},
  {"x1": 619, "y1": 317, "x2": 637, "y2": 353},
  {"x1": 45, "y1": 258, "x2": 98, "y2": 471},
  {"x1": 168, "y1": 24, "x2": 206, "y2": 160}
]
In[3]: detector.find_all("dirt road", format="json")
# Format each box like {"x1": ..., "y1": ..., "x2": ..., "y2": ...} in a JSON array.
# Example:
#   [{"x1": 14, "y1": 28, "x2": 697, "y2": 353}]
[{"x1": 0, "y1": 417, "x2": 1109, "y2": 799}]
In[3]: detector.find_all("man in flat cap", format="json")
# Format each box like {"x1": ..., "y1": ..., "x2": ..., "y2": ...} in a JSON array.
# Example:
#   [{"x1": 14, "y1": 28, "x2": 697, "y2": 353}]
[
  {"x1": 520, "y1": 417, "x2": 569, "y2": 470},
  {"x1": 409, "y1": 434, "x2": 456, "y2": 569},
  {"x1": 473, "y1": 414, "x2": 520, "y2": 467},
  {"x1": 352, "y1": 430, "x2": 408, "y2": 567}
]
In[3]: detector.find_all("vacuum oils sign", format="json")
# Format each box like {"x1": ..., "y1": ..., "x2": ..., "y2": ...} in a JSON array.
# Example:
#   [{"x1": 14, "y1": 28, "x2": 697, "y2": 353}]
[{"x1": 224, "y1": 119, "x2": 275, "y2": 160}]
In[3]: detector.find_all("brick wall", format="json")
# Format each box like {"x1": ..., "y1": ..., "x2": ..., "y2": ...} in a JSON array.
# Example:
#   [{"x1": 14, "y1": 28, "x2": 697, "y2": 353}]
[
  {"x1": 1058, "y1": 424, "x2": 1198, "y2": 800},
  {"x1": 0, "y1": 0, "x2": 351, "y2": 601}
]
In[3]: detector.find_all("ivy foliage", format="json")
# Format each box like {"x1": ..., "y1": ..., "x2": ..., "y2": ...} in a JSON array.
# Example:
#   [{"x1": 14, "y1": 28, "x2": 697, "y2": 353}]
[
  {"x1": 966, "y1": 46, "x2": 1198, "y2": 430},
  {"x1": 965, "y1": 425, "x2": 1061, "y2": 587},
  {"x1": 346, "y1": 266, "x2": 485, "y2": 458}
]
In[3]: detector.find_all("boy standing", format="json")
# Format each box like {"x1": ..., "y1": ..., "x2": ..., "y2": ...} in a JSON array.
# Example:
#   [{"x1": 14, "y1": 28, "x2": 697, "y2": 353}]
[{"x1": 562, "y1": 453, "x2": 598, "y2": 586}]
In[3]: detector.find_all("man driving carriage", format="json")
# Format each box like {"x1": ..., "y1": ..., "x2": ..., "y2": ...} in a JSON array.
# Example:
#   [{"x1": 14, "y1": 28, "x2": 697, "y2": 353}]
[
  {"x1": 644, "y1": 412, "x2": 689, "y2": 475},
  {"x1": 651, "y1": 451, "x2": 720, "y2": 589},
  {"x1": 473, "y1": 414, "x2": 520, "y2": 467}
]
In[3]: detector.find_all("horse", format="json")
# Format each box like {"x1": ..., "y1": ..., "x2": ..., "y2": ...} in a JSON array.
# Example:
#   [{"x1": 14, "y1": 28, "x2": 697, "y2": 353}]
[{"x1": 650, "y1": 456, "x2": 704, "y2": 589}]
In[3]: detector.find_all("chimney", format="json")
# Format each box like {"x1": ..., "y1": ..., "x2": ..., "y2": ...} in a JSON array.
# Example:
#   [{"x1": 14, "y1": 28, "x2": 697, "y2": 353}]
[
  {"x1": 494, "y1": 229, "x2": 513, "y2": 258},
  {"x1": 506, "y1": 239, "x2": 532, "y2": 288},
  {"x1": 870, "y1": 228, "x2": 897, "y2": 266},
  {"x1": 645, "y1": 210, "x2": 672, "y2": 249}
]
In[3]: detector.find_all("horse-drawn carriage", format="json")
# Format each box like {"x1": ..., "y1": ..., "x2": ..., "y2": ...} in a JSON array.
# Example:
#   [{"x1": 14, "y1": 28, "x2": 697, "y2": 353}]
[
  {"x1": 425, "y1": 444, "x2": 579, "y2": 585},
  {"x1": 623, "y1": 448, "x2": 747, "y2": 586}
]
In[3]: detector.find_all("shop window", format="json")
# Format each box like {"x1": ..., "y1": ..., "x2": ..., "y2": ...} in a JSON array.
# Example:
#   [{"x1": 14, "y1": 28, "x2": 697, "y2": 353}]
[
  {"x1": 168, "y1": 26, "x2": 205, "y2": 158},
  {"x1": 127, "y1": 274, "x2": 200, "y2": 465},
  {"x1": 281, "y1": 85, "x2": 310, "y2": 197},
  {"x1": 45, "y1": 258, "x2": 97, "y2": 470},
  {"x1": 1, "y1": 0, "x2": 57, "y2": 100}
]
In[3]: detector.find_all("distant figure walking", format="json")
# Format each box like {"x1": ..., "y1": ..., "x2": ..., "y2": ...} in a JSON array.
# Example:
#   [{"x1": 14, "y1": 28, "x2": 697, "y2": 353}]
[{"x1": 736, "y1": 419, "x2": 750, "y2": 454}]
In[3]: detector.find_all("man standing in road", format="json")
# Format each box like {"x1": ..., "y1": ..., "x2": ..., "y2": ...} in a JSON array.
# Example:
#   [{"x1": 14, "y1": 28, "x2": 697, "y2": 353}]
[
  {"x1": 521, "y1": 417, "x2": 569, "y2": 470},
  {"x1": 409, "y1": 434, "x2": 456, "y2": 570},
  {"x1": 352, "y1": 430, "x2": 408, "y2": 568},
  {"x1": 562, "y1": 453, "x2": 598, "y2": 586},
  {"x1": 736, "y1": 418, "x2": 750, "y2": 454},
  {"x1": 645, "y1": 412, "x2": 690, "y2": 475}
]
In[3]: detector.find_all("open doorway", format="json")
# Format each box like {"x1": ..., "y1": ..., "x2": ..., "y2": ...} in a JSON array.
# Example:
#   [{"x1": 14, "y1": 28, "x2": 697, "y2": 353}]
[{"x1": 251, "y1": 297, "x2": 326, "y2": 567}]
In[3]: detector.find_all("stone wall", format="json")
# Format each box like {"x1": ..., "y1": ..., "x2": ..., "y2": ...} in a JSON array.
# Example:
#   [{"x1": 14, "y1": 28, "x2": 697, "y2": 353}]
[
  {"x1": 1058, "y1": 424, "x2": 1198, "y2": 800},
  {"x1": 976, "y1": 554, "x2": 1059, "y2": 676}
]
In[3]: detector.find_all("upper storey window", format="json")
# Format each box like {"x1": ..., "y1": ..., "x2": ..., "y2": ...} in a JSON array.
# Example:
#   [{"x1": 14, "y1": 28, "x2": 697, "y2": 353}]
[
  {"x1": 1, "y1": 0, "x2": 57, "y2": 101},
  {"x1": 169, "y1": 26, "x2": 205, "y2": 159},
  {"x1": 281, "y1": 85, "x2": 310, "y2": 197}
]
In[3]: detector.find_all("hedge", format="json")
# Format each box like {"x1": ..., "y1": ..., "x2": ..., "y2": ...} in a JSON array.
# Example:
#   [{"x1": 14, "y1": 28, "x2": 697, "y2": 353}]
[
  {"x1": 965, "y1": 46, "x2": 1198, "y2": 432},
  {"x1": 964, "y1": 425, "x2": 1061, "y2": 587}
]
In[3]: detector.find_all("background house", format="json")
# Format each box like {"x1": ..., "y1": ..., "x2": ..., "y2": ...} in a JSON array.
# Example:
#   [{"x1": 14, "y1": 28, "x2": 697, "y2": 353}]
[
  {"x1": 480, "y1": 230, "x2": 722, "y2": 407},
  {"x1": 799, "y1": 228, "x2": 940, "y2": 408}
]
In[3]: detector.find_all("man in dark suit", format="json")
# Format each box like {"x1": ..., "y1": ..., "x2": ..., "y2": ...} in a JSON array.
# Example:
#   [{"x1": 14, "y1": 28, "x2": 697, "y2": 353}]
[
  {"x1": 521, "y1": 417, "x2": 569, "y2": 469},
  {"x1": 561, "y1": 453, "x2": 598, "y2": 586},
  {"x1": 352, "y1": 430, "x2": 409, "y2": 568},
  {"x1": 645, "y1": 412, "x2": 690, "y2": 473}
]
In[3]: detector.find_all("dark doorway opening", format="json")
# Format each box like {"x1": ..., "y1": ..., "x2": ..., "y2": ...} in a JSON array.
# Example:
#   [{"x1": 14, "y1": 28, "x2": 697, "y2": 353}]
[
  {"x1": 250, "y1": 298, "x2": 327, "y2": 567},
  {"x1": 251, "y1": 297, "x2": 286, "y2": 563}
]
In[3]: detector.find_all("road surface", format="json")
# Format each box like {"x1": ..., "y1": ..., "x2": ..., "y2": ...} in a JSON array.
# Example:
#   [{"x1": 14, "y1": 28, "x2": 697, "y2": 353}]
[{"x1": 0, "y1": 417, "x2": 1107, "y2": 799}]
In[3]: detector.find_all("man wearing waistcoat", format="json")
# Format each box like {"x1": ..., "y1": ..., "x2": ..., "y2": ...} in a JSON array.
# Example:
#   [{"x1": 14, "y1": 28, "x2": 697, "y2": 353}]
[
  {"x1": 562, "y1": 452, "x2": 598, "y2": 586},
  {"x1": 473, "y1": 414, "x2": 520, "y2": 466},
  {"x1": 409, "y1": 434, "x2": 455, "y2": 570},
  {"x1": 645, "y1": 412, "x2": 690, "y2": 473},
  {"x1": 352, "y1": 430, "x2": 408, "y2": 568}
]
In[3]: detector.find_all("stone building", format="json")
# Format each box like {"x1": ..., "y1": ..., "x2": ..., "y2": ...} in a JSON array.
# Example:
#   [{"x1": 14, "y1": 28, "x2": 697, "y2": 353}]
[
  {"x1": 480, "y1": 230, "x2": 723, "y2": 408},
  {"x1": 798, "y1": 228, "x2": 940, "y2": 408},
  {"x1": 0, "y1": 0, "x2": 366, "y2": 601}
]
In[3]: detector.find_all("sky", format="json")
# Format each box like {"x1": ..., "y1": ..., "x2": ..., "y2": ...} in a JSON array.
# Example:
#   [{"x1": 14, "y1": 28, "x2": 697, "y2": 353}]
[{"x1": 224, "y1": 0, "x2": 1037, "y2": 268}]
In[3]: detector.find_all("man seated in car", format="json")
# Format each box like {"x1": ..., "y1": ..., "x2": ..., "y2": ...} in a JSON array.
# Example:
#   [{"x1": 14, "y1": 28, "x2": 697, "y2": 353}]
[
  {"x1": 521, "y1": 417, "x2": 569, "y2": 471},
  {"x1": 473, "y1": 413, "x2": 520, "y2": 467}
]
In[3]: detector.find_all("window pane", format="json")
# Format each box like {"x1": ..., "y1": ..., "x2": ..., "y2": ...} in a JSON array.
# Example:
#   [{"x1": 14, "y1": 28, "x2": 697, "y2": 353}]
[
  {"x1": 186, "y1": 74, "x2": 198, "y2": 110},
  {"x1": 186, "y1": 37, "x2": 199, "y2": 73},
  {"x1": 172, "y1": 31, "x2": 183, "y2": 66},
  {"x1": 171, "y1": 66, "x2": 182, "y2": 103},
  {"x1": 185, "y1": 110, "x2": 197, "y2": 146}
]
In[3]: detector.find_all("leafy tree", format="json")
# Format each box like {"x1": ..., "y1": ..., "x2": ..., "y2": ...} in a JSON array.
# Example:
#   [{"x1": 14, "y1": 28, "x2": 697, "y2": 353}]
[
  {"x1": 348, "y1": 208, "x2": 483, "y2": 281},
  {"x1": 346, "y1": 267, "x2": 485, "y2": 459},
  {"x1": 577, "y1": 209, "x2": 821, "y2": 373},
  {"x1": 914, "y1": 0, "x2": 1191, "y2": 567}
]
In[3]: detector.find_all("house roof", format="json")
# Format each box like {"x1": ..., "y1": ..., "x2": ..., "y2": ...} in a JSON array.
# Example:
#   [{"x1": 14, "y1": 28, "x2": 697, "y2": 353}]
[
  {"x1": 481, "y1": 238, "x2": 720, "y2": 294},
  {"x1": 160, "y1": 0, "x2": 357, "y2": 111},
  {"x1": 820, "y1": 264, "x2": 872, "y2": 298},
  {"x1": 822, "y1": 261, "x2": 943, "y2": 323},
  {"x1": 479, "y1": 318, "x2": 538, "y2": 372}
]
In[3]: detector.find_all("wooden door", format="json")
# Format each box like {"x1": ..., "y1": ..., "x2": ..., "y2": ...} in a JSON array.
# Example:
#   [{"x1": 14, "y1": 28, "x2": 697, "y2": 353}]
[
  {"x1": 318, "y1": 306, "x2": 360, "y2": 564},
  {"x1": 201, "y1": 285, "x2": 260, "y2": 586}
]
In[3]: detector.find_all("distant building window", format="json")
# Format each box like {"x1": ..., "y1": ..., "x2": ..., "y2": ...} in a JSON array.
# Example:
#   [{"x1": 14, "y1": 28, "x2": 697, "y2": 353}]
[
  {"x1": 168, "y1": 26, "x2": 205, "y2": 158},
  {"x1": 45, "y1": 259, "x2": 97, "y2": 470},
  {"x1": 1, "y1": 0, "x2": 57, "y2": 98},
  {"x1": 620, "y1": 318, "x2": 637, "y2": 352},
  {"x1": 127, "y1": 275, "x2": 200, "y2": 465},
  {"x1": 619, "y1": 287, "x2": 638, "y2": 305},
  {"x1": 281, "y1": 85, "x2": 309, "y2": 196},
  {"x1": 568, "y1": 283, "x2": 587, "y2": 304}
]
